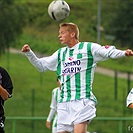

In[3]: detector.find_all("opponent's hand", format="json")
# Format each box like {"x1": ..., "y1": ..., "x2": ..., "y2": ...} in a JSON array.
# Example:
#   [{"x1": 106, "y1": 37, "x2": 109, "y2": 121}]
[
  {"x1": 0, "y1": 85, "x2": 10, "y2": 101},
  {"x1": 125, "y1": 49, "x2": 133, "y2": 56},
  {"x1": 21, "y1": 44, "x2": 30, "y2": 52}
]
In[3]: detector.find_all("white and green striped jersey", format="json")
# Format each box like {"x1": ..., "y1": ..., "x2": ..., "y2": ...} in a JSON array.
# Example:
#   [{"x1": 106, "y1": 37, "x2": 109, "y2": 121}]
[
  {"x1": 25, "y1": 42, "x2": 125, "y2": 103},
  {"x1": 47, "y1": 87, "x2": 60, "y2": 128},
  {"x1": 50, "y1": 87, "x2": 60, "y2": 110}
]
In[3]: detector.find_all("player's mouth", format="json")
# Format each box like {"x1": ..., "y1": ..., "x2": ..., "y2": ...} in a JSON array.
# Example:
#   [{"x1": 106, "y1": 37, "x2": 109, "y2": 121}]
[{"x1": 60, "y1": 39, "x2": 63, "y2": 43}]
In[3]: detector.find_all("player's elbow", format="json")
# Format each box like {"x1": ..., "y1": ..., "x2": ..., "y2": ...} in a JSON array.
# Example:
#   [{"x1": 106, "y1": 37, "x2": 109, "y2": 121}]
[
  {"x1": 36, "y1": 66, "x2": 47, "y2": 72},
  {"x1": 37, "y1": 68, "x2": 44, "y2": 72}
]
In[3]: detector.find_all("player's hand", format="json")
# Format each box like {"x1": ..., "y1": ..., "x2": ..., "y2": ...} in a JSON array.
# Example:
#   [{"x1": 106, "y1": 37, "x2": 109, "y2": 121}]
[
  {"x1": 46, "y1": 121, "x2": 51, "y2": 129},
  {"x1": 21, "y1": 44, "x2": 30, "y2": 52},
  {"x1": 125, "y1": 49, "x2": 133, "y2": 56},
  {"x1": 128, "y1": 103, "x2": 133, "y2": 109}
]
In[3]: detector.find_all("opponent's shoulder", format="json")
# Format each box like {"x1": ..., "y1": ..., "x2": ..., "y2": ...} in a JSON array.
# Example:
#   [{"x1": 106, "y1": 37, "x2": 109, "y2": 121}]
[
  {"x1": 0, "y1": 67, "x2": 9, "y2": 75},
  {"x1": 0, "y1": 66, "x2": 5, "y2": 71}
]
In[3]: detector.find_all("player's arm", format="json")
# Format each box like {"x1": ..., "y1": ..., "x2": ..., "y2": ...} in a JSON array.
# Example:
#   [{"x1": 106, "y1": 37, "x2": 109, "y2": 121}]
[
  {"x1": 21, "y1": 44, "x2": 58, "y2": 72},
  {"x1": 46, "y1": 108, "x2": 56, "y2": 129},
  {"x1": 92, "y1": 43, "x2": 133, "y2": 62},
  {"x1": 0, "y1": 85, "x2": 10, "y2": 101},
  {"x1": 46, "y1": 89, "x2": 57, "y2": 128}
]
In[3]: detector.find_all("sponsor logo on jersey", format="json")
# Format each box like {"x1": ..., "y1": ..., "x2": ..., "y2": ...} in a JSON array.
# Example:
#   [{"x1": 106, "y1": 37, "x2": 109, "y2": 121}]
[
  {"x1": 62, "y1": 59, "x2": 81, "y2": 75},
  {"x1": 69, "y1": 57, "x2": 73, "y2": 61}
]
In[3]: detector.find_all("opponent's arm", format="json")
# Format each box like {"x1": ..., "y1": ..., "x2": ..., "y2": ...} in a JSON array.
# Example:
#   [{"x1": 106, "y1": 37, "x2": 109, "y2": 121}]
[{"x1": 0, "y1": 85, "x2": 10, "y2": 101}]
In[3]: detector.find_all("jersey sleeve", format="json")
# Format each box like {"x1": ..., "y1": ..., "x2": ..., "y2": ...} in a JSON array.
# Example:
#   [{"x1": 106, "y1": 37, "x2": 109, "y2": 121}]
[
  {"x1": 46, "y1": 108, "x2": 56, "y2": 122},
  {"x1": 91, "y1": 43, "x2": 126, "y2": 62},
  {"x1": 47, "y1": 88, "x2": 59, "y2": 122},
  {"x1": 50, "y1": 88, "x2": 58, "y2": 110},
  {"x1": 126, "y1": 88, "x2": 133, "y2": 107},
  {"x1": 25, "y1": 50, "x2": 58, "y2": 72}
]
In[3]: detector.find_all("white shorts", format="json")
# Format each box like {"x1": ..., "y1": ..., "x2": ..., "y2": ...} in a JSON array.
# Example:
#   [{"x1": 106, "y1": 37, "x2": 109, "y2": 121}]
[{"x1": 57, "y1": 98, "x2": 96, "y2": 132}]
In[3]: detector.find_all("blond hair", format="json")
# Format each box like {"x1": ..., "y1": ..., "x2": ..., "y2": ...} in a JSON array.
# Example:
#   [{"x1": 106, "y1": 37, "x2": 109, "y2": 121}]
[{"x1": 59, "y1": 22, "x2": 79, "y2": 39}]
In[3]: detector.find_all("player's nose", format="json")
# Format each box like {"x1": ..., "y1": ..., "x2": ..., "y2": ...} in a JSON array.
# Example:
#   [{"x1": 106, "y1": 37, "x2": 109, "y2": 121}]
[{"x1": 58, "y1": 34, "x2": 61, "y2": 39}]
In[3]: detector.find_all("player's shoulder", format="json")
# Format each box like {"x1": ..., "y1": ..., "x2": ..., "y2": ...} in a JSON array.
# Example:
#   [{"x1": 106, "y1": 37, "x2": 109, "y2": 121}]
[
  {"x1": 58, "y1": 46, "x2": 67, "y2": 51},
  {"x1": 87, "y1": 42, "x2": 115, "y2": 51},
  {"x1": 52, "y1": 87, "x2": 60, "y2": 96},
  {"x1": 82, "y1": 42, "x2": 99, "y2": 47},
  {"x1": 80, "y1": 42, "x2": 101, "y2": 51},
  {"x1": 53, "y1": 87, "x2": 60, "y2": 92},
  {"x1": 129, "y1": 88, "x2": 133, "y2": 94},
  {"x1": 131, "y1": 88, "x2": 133, "y2": 92},
  {"x1": 0, "y1": 66, "x2": 5, "y2": 71}
]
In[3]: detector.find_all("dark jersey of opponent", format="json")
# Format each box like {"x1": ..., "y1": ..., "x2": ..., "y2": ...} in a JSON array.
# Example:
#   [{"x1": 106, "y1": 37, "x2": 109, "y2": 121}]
[{"x1": 0, "y1": 67, "x2": 13, "y2": 116}]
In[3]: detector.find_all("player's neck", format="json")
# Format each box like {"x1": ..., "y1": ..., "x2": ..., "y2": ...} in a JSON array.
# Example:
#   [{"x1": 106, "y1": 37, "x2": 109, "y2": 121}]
[{"x1": 67, "y1": 39, "x2": 79, "y2": 48}]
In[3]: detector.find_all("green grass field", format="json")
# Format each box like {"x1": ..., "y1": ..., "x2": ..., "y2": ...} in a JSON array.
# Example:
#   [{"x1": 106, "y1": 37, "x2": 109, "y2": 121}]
[{"x1": 0, "y1": 52, "x2": 132, "y2": 133}]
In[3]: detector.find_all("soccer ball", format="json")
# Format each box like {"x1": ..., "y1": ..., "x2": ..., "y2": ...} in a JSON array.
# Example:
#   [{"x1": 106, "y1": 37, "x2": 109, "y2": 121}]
[{"x1": 48, "y1": 0, "x2": 70, "y2": 21}]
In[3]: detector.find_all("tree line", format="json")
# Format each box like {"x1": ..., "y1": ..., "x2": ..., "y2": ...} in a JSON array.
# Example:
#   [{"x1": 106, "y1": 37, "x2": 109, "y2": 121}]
[{"x1": 0, "y1": 0, "x2": 133, "y2": 54}]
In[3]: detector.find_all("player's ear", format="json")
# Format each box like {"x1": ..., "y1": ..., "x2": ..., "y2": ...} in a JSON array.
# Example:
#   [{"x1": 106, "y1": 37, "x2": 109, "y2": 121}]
[{"x1": 71, "y1": 32, "x2": 76, "y2": 38}]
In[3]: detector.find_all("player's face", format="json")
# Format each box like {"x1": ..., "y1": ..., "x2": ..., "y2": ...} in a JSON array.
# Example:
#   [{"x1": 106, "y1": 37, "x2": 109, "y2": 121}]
[{"x1": 58, "y1": 27, "x2": 72, "y2": 45}]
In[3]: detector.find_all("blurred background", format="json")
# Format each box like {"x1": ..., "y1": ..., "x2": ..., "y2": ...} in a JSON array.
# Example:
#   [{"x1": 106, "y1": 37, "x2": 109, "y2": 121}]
[{"x1": 0, "y1": 0, "x2": 133, "y2": 132}]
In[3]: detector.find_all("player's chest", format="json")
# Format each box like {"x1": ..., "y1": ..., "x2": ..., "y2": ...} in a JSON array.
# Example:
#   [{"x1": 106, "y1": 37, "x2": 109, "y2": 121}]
[{"x1": 60, "y1": 49, "x2": 89, "y2": 69}]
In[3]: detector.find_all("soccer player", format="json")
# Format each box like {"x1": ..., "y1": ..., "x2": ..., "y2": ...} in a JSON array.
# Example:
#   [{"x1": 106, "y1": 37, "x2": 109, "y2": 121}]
[
  {"x1": 22, "y1": 22, "x2": 133, "y2": 133},
  {"x1": 46, "y1": 79, "x2": 61, "y2": 133},
  {"x1": 126, "y1": 88, "x2": 133, "y2": 109},
  {"x1": 0, "y1": 66, "x2": 13, "y2": 133}
]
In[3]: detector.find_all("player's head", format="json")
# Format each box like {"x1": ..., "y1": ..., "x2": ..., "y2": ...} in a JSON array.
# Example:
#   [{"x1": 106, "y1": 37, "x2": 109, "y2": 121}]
[{"x1": 59, "y1": 22, "x2": 79, "y2": 39}]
